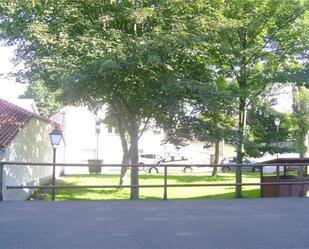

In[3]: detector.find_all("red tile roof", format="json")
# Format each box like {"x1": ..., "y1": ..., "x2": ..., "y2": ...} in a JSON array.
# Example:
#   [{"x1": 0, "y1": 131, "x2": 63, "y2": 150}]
[{"x1": 0, "y1": 98, "x2": 54, "y2": 148}]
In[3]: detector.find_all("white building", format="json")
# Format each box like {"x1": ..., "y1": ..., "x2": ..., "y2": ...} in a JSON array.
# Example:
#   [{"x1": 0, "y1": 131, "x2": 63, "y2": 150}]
[
  {"x1": 51, "y1": 106, "x2": 214, "y2": 174},
  {"x1": 0, "y1": 98, "x2": 64, "y2": 200}
]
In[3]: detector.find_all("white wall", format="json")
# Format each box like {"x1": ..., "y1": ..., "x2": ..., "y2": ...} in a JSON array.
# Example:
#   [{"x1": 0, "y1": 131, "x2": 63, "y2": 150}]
[
  {"x1": 2, "y1": 118, "x2": 62, "y2": 200},
  {"x1": 60, "y1": 106, "x2": 168, "y2": 174},
  {"x1": 57, "y1": 106, "x2": 216, "y2": 174},
  {"x1": 59, "y1": 106, "x2": 121, "y2": 174}
]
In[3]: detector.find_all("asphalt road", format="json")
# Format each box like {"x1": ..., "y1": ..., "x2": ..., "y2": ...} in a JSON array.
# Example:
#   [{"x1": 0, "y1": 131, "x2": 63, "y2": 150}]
[{"x1": 1, "y1": 198, "x2": 309, "y2": 249}]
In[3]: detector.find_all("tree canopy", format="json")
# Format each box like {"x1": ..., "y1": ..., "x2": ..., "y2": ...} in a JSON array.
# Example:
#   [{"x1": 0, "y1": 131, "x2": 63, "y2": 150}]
[
  {"x1": 19, "y1": 80, "x2": 62, "y2": 117},
  {"x1": 0, "y1": 0, "x2": 308, "y2": 199},
  {"x1": 0, "y1": 0, "x2": 215, "y2": 199}
]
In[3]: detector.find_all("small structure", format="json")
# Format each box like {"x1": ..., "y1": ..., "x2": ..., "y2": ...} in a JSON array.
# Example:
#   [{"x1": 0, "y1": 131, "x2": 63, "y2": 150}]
[
  {"x1": 0, "y1": 98, "x2": 64, "y2": 200},
  {"x1": 261, "y1": 158, "x2": 309, "y2": 197}
]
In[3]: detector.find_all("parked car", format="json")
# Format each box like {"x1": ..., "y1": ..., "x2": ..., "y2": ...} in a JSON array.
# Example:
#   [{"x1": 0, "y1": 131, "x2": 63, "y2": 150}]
[
  {"x1": 146, "y1": 155, "x2": 195, "y2": 174},
  {"x1": 138, "y1": 154, "x2": 162, "y2": 171},
  {"x1": 220, "y1": 157, "x2": 259, "y2": 172},
  {"x1": 138, "y1": 153, "x2": 162, "y2": 164}
]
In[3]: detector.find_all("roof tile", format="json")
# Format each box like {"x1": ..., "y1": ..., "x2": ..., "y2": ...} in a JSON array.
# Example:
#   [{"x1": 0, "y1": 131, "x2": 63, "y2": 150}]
[{"x1": 0, "y1": 98, "x2": 54, "y2": 148}]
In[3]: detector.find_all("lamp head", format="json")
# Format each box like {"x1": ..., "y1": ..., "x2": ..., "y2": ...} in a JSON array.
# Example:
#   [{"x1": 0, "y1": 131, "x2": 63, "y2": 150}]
[
  {"x1": 50, "y1": 127, "x2": 62, "y2": 147},
  {"x1": 274, "y1": 117, "x2": 281, "y2": 127}
]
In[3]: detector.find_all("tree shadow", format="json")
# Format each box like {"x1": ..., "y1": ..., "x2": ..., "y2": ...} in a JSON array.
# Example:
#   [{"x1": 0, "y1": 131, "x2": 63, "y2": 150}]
[
  {"x1": 165, "y1": 174, "x2": 235, "y2": 183},
  {"x1": 29, "y1": 174, "x2": 260, "y2": 201},
  {"x1": 171, "y1": 189, "x2": 260, "y2": 200}
]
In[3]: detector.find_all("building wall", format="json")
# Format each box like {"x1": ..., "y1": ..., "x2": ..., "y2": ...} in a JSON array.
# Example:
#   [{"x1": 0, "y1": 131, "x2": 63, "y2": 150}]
[
  {"x1": 55, "y1": 106, "x2": 216, "y2": 174},
  {"x1": 58, "y1": 106, "x2": 118, "y2": 174},
  {"x1": 58, "y1": 106, "x2": 167, "y2": 174},
  {"x1": 2, "y1": 118, "x2": 64, "y2": 200}
]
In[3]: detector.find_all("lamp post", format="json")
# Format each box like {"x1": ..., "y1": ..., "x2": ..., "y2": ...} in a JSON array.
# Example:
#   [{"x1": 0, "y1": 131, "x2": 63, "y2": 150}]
[
  {"x1": 274, "y1": 117, "x2": 281, "y2": 159},
  {"x1": 49, "y1": 127, "x2": 62, "y2": 201},
  {"x1": 95, "y1": 118, "x2": 101, "y2": 160}
]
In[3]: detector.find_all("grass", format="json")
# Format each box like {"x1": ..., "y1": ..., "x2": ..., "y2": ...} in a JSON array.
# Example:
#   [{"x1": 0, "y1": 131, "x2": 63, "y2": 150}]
[{"x1": 30, "y1": 172, "x2": 262, "y2": 201}]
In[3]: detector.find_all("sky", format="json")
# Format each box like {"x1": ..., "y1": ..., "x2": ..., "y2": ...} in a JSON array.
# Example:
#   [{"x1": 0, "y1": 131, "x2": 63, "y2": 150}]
[
  {"x1": 0, "y1": 46, "x2": 27, "y2": 100},
  {"x1": 0, "y1": 45, "x2": 293, "y2": 112}
]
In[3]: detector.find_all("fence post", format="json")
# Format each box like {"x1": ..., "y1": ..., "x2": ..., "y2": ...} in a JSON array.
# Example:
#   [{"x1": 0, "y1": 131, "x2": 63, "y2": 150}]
[
  {"x1": 0, "y1": 163, "x2": 3, "y2": 201},
  {"x1": 163, "y1": 166, "x2": 167, "y2": 200},
  {"x1": 235, "y1": 165, "x2": 242, "y2": 198},
  {"x1": 52, "y1": 148, "x2": 56, "y2": 201},
  {"x1": 260, "y1": 165, "x2": 263, "y2": 198},
  {"x1": 299, "y1": 165, "x2": 304, "y2": 197}
]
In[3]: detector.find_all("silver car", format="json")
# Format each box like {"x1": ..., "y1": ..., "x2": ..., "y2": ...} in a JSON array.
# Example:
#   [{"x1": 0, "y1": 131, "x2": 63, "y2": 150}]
[
  {"x1": 220, "y1": 157, "x2": 259, "y2": 172},
  {"x1": 146, "y1": 155, "x2": 195, "y2": 174}
]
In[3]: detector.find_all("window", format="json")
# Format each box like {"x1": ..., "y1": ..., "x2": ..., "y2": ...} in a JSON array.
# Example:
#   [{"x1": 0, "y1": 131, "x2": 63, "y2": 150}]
[{"x1": 153, "y1": 129, "x2": 161, "y2": 135}]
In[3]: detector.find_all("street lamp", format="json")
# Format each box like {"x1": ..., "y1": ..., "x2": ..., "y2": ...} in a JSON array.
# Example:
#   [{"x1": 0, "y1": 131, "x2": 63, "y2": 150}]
[
  {"x1": 95, "y1": 117, "x2": 101, "y2": 160},
  {"x1": 274, "y1": 117, "x2": 281, "y2": 159},
  {"x1": 49, "y1": 126, "x2": 62, "y2": 201}
]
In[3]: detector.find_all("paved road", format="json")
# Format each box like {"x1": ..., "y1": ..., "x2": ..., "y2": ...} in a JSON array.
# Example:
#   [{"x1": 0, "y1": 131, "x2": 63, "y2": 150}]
[{"x1": 1, "y1": 198, "x2": 309, "y2": 249}]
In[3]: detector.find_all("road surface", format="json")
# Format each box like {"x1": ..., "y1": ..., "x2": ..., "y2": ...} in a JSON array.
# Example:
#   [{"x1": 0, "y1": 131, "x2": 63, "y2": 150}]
[{"x1": 1, "y1": 198, "x2": 309, "y2": 249}]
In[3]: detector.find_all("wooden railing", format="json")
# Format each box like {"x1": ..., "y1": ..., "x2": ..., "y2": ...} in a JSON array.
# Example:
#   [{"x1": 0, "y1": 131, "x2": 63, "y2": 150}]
[{"x1": 0, "y1": 161, "x2": 308, "y2": 201}]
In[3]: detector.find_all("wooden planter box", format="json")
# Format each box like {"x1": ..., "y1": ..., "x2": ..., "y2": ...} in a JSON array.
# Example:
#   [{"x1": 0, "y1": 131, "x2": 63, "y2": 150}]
[{"x1": 261, "y1": 176, "x2": 309, "y2": 197}]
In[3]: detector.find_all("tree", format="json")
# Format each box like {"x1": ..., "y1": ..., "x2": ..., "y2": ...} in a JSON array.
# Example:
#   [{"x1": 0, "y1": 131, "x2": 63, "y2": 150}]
[
  {"x1": 246, "y1": 97, "x2": 296, "y2": 157},
  {"x1": 159, "y1": 0, "x2": 308, "y2": 185},
  {"x1": 102, "y1": 107, "x2": 149, "y2": 185},
  {"x1": 2, "y1": 0, "x2": 307, "y2": 201},
  {"x1": 188, "y1": 114, "x2": 235, "y2": 177},
  {"x1": 201, "y1": 0, "x2": 308, "y2": 197},
  {"x1": 160, "y1": 81, "x2": 237, "y2": 177},
  {"x1": 0, "y1": 0, "x2": 204, "y2": 199},
  {"x1": 19, "y1": 80, "x2": 62, "y2": 117}
]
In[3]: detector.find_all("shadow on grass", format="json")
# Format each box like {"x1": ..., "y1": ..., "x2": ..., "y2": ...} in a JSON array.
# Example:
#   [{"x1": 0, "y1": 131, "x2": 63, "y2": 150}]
[
  {"x1": 171, "y1": 188, "x2": 260, "y2": 200},
  {"x1": 55, "y1": 189, "x2": 129, "y2": 201},
  {"x1": 166, "y1": 174, "x2": 236, "y2": 183},
  {"x1": 29, "y1": 174, "x2": 261, "y2": 201},
  {"x1": 53, "y1": 188, "x2": 260, "y2": 201},
  {"x1": 62, "y1": 173, "x2": 238, "y2": 183}
]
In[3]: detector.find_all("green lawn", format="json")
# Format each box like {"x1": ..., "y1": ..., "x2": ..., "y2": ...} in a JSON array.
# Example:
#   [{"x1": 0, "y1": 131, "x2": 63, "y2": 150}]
[{"x1": 31, "y1": 172, "x2": 262, "y2": 201}]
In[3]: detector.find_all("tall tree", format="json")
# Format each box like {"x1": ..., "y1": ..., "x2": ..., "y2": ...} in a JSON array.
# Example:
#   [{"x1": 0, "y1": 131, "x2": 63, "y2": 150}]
[
  {"x1": 202, "y1": 0, "x2": 308, "y2": 197},
  {"x1": 159, "y1": 0, "x2": 308, "y2": 185},
  {"x1": 0, "y1": 0, "x2": 206, "y2": 199}
]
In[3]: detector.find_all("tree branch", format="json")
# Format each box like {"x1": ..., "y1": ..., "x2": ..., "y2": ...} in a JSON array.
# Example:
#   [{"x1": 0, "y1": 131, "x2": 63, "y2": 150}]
[
  {"x1": 138, "y1": 116, "x2": 151, "y2": 139},
  {"x1": 246, "y1": 85, "x2": 268, "y2": 108},
  {"x1": 112, "y1": 99, "x2": 132, "y2": 134},
  {"x1": 244, "y1": 13, "x2": 303, "y2": 67}
]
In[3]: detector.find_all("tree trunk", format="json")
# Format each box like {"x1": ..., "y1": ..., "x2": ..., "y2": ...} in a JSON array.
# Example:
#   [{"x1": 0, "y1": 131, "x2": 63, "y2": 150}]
[
  {"x1": 236, "y1": 97, "x2": 246, "y2": 198},
  {"x1": 212, "y1": 141, "x2": 220, "y2": 177},
  {"x1": 112, "y1": 106, "x2": 131, "y2": 186},
  {"x1": 129, "y1": 114, "x2": 139, "y2": 200},
  {"x1": 235, "y1": 31, "x2": 248, "y2": 198},
  {"x1": 299, "y1": 134, "x2": 307, "y2": 159},
  {"x1": 118, "y1": 118, "x2": 131, "y2": 185},
  {"x1": 118, "y1": 136, "x2": 130, "y2": 186}
]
